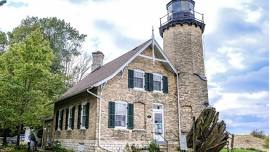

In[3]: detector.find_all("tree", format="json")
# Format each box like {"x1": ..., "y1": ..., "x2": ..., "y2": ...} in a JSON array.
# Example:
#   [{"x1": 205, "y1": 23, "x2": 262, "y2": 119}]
[
  {"x1": 68, "y1": 52, "x2": 92, "y2": 85},
  {"x1": 0, "y1": 28, "x2": 65, "y2": 147},
  {"x1": 0, "y1": 31, "x2": 8, "y2": 53},
  {"x1": 8, "y1": 17, "x2": 87, "y2": 84}
]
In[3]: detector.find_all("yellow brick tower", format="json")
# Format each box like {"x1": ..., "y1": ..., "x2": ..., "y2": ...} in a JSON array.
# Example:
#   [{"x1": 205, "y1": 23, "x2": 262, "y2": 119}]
[{"x1": 159, "y1": 0, "x2": 209, "y2": 133}]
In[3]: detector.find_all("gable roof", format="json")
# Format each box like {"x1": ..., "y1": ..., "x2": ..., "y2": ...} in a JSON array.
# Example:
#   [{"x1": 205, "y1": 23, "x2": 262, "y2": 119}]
[{"x1": 57, "y1": 38, "x2": 176, "y2": 102}]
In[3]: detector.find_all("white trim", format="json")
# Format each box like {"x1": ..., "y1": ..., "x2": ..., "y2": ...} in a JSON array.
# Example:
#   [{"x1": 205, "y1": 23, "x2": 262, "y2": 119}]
[
  {"x1": 114, "y1": 101, "x2": 128, "y2": 129},
  {"x1": 153, "y1": 39, "x2": 178, "y2": 73},
  {"x1": 152, "y1": 27, "x2": 155, "y2": 64},
  {"x1": 138, "y1": 54, "x2": 168, "y2": 63},
  {"x1": 92, "y1": 39, "x2": 176, "y2": 87},
  {"x1": 57, "y1": 38, "x2": 177, "y2": 102},
  {"x1": 93, "y1": 40, "x2": 152, "y2": 87}
]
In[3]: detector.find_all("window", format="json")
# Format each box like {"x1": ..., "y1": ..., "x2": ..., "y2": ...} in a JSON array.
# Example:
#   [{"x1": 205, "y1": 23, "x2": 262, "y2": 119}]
[
  {"x1": 115, "y1": 102, "x2": 128, "y2": 128},
  {"x1": 180, "y1": 1, "x2": 194, "y2": 13},
  {"x1": 68, "y1": 107, "x2": 73, "y2": 129},
  {"x1": 57, "y1": 111, "x2": 61, "y2": 130},
  {"x1": 134, "y1": 70, "x2": 144, "y2": 89},
  {"x1": 153, "y1": 74, "x2": 162, "y2": 91},
  {"x1": 81, "y1": 104, "x2": 87, "y2": 129}
]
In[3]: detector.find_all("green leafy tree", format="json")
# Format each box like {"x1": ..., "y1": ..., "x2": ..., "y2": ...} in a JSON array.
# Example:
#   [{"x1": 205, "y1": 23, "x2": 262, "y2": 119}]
[
  {"x1": 0, "y1": 28, "x2": 65, "y2": 147},
  {"x1": 0, "y1": 31, "x2": 8, "y2": 53},
  {"x1": 8, "y1": 17, "x2": 87, "y2": 84}
]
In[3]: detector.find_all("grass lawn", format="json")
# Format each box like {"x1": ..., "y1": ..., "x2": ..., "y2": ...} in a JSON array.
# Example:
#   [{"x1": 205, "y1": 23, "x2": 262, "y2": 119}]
[{"x1": 221, "y1": 148, "x2": 263, "y2": 152}]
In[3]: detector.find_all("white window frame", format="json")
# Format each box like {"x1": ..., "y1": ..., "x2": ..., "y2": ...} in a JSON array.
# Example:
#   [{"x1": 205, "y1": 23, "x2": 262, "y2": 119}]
[
  {"x1": 133, "y1": 69, "x2": 145, "y2": 91},
  {"x1": 153, "y1": 73, "x2": 163, "y2": 93},
  {"x1": 57, "y1": 109, "x2": 62, "y2": 131},
  {"x1": 80, "y1": 102, "x2": 87, "y2": 129},
  {"x1": 114, "y1": 101, "x2": 128, "y2": 129},
  {"x1": 67, "y1": 106, "x2": 73, "y2": 130}
]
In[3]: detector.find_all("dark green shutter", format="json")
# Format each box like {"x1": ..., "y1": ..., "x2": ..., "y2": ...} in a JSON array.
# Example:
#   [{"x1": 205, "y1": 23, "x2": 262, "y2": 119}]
[
  {"x1": 71, "y1": 107, "x2": 75, "y2": 129},
  {"x1": 127, "y1": 104, "x2": 134, "y2": 129},
  {"x1": 85, "y1": 103, "x2": 90, "y2": 129},
  {"x1": 55, "y1": 110, "x2": 59, "y2": 131},
  {"x1": 163, "y1": 76, "x2": 168, "y2": 94},
  {"x1": 145, "y1": 73, "x2": 150, "y2": 91},
  {"x1": 77, "y1": 105, "x2": 81, "y2": 129},
  {"x1": 108, "y1": 102, "x2": 115, "y2": 128},
  {"x1": 149, "y1": 73, "x2": 154, "y2": 91},
  {"x1": 128, "y1": 70, "x2": 134, "y2": 88},
  {"x1": 65, "y1": 108, "x2": 69, "y2": 130},
  {"x1": 60, "y1": 110, "x2": 64, "y2": 130}
]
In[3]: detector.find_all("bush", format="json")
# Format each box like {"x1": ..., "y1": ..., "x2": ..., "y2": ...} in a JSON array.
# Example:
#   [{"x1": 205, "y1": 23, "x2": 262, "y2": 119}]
[
  {"x1": 52, "y1": 141, "x2": 74, "y2": 152},
  {"x1": 0, "y1": 145, "x2": 27, "y2": 152},
  {"x1": 124, "y1": 144, "x2": 140, "y2": 152},
  {"x1": 250, "y1": 129, "x2": 266, "y2": 139},
  {"x1": 263, "y1": 136, "x2": 269, "y2": 148},
  {"x1": 148, "y1": 141, "x2": 160, "y2": 152}
]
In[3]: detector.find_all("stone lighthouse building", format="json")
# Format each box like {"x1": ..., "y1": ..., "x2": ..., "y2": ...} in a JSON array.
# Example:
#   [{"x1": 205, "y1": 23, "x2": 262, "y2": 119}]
[
  {"x1": 46, "y1": 0, "x2": 209, "y2": 151},
  {"x1": 160, "y1": 0, "x2": 208, "y2": 133}
]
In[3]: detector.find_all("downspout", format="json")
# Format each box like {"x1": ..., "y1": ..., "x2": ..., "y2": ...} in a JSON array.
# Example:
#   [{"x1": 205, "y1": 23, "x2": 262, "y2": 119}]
[
  {"x1": 86, "y1": 84, "x2": 106, "y2": 148},
  {"x1": 176, "y1": 73, "x2": 182, "y2": 148}
]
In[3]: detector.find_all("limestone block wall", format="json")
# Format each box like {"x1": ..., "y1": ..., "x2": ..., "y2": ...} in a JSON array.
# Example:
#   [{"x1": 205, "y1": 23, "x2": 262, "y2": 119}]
[
  {"x1": 163, "y1": 24, "x2": 208, "y2": 133},
  {"x1": 53, "y1": 92, "x2": 98, "y2": 142},
  {"x1": 98, "y1": 51, "x2": 179, "y2": 145}
]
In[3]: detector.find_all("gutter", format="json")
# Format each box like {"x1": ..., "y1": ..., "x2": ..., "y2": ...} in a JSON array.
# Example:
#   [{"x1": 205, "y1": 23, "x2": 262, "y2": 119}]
[
  {"x1": 86, "y1": 84, "x2": 106, "y2": 149},
  {"x1": 176, "y1": 73, "x2": 182, "y2": 148}
]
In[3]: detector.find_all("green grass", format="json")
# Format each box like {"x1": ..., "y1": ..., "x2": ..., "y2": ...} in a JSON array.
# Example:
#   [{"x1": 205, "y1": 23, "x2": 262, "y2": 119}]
[{"x1": 221, "y1": 148, "x2": 263, "y2": 152}]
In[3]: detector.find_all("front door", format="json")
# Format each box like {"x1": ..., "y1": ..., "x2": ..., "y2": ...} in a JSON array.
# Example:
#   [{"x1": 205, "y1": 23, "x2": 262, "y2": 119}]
[{"x1": 153, "y1": 104, "x2": 164, "y2": 142}]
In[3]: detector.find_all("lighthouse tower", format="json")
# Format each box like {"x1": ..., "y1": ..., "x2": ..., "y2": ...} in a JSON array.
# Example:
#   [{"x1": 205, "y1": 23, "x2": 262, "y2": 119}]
[{"x1": 159, "y1": 0, "x2": 209, "y2": 133}]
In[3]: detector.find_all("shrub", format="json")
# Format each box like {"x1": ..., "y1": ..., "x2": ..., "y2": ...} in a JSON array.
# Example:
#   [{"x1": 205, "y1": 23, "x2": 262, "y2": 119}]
[
  {"x1": 0, "y1": 145, "x2": 27, "y2": 152},
  {"x1": 124, "y1": 144, "x2": 140, "y2": 152},
  {"x1": 250, "y1": 129, "x2": 266, "y2": 139},
  {"x1": 263, "y1": 136, "x2": 269, "y2": 149},
  {"x1": 148, "y1": 141, "x2": 160, "y2": 152},
  {"x1": 52, "y1": 141, "x2": 74, "y2": 152}
]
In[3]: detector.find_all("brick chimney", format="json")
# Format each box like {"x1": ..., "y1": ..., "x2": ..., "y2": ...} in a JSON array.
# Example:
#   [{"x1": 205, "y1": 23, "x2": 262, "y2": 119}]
[{"x1": 91, "y1": 51, "x2": 104, "y2": 72}]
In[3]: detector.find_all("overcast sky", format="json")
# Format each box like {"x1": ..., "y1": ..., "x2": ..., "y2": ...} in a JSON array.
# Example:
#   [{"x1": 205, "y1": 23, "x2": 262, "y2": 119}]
[{"x1": 0, "y1": 0, "x2": 268, "y2": 134}]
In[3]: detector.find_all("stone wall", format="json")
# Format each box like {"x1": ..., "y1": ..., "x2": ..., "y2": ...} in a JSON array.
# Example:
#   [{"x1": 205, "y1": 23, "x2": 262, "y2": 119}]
[
  {"x1": 97, "y1": 47, "x2": 180, "y2": 148},
  {"x1": 230, "y1": 135, "x2": 268, "y2": 152},
  {"x1": 53, "y1": 47, "x2": 181, "y2": 151},
  {"x1": 53, "y1": 92, "x2": 98, "y2": 142},
  {"x1": 163, "y1": 24, "x2": 208, "y2": 133}
]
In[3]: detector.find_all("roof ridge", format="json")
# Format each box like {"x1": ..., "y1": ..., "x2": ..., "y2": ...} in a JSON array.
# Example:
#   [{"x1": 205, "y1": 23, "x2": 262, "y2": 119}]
[{"x1": 57, "y1": 39, "x2": 152, "y2": 102}]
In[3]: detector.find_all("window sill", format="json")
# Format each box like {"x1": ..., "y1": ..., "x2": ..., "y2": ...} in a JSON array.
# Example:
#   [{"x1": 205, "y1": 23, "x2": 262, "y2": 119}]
[
  {"x1": 67, "y1": 128, "x2": 72, "y2": 131},
  {"x1": 114, "y1": 127, "x2": 128, "y2": 130},
  {"x1": 133, "y1": 88, "x2": 146, "y2": 92},
  {"x1": 80, "y1": 127, "x2": 86, "y2": 130},
  {"x1": 132, "y1": 129, "x2": 146, "y2": 132},
  {"x1": 153, "y1": 90, "x2": 163, "y2": 94}
]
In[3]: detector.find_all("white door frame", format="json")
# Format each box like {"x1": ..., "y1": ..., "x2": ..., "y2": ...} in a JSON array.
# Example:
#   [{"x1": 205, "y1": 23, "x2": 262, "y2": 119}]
[{"x1": 152, "y1": 103, "x2": 165, "y2": 142}]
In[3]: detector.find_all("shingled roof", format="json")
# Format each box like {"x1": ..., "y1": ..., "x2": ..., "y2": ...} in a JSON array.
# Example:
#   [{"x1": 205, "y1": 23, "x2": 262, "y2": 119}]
[{"x1": 57, "y1": 39, "x2": 152, "y2": 102}]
